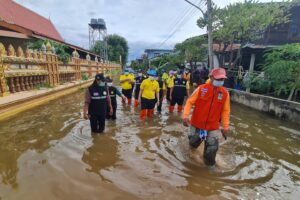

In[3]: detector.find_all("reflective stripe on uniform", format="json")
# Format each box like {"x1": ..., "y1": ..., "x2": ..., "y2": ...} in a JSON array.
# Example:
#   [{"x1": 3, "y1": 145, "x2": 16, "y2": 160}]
[{"x1": 91, "y1": 96, "x2": 107, "y2": 100}]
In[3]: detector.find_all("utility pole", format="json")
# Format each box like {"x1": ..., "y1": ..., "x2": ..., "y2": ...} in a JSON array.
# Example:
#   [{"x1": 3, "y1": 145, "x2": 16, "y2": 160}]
[
  {"x1": 184, "y1": 0, "x2": 214, "y2": 69},
  {"x1": 207, "y1": 0, "x2": 214, "y2": 69}
]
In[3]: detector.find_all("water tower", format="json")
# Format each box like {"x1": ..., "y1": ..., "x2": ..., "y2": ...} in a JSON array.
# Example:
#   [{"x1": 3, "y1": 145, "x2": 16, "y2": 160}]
[{"x1": 89, "y1": 18, "x2": 108, "y2": 61}]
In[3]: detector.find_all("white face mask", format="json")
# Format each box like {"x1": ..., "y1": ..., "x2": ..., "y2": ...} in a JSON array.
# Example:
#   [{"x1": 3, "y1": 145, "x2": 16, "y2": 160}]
[
  {"x1": 149, "y1": 76, "x2": 155, "y2": 81},
  {"x1": 177, "y1": 75, "x2": 182, "y2": 79},
  {"x1": 98, "y1": 82, "x2": 105, "y2": 87},
  {"x1": 212, "y1": 80, "x2": 224, "y2": 87},
  {"x1": 107, "y1": 82, "x2": 113, "y2": 87},
  {"x1": 124, "y1": 72, "x2": 129, "y2": 75},
  {"x1": 138, "y1": 73, "x2": 142, "y2": 77}
]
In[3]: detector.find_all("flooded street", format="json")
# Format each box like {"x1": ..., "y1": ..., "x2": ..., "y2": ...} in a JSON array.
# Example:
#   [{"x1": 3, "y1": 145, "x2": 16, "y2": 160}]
[{"x1": 0, "y1": 90, "x2": 299, "y2": 200}]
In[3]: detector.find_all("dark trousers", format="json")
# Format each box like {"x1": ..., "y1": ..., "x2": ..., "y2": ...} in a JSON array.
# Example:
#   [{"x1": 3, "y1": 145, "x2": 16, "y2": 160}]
[
  {"x1": 134, "y1": 88, "x2": 140, "y2": 100},
  {"x1": 122, "y1": 89, "x2": 133, "y2": 99},
  {"x1": 170, "y1": 96, "x2": 184, "y2": 106},
  {"x1": 156, "y1": 97, "x2": 163, "y2": 112},
  {"x1": 204, "y1": 137, "x2": 219, "y2": 166},
  {"x1": 106, "y1": 103, "x2": 117, "y2": 120},
  {"x1": 141, "y1": 98, "x2": 156, "y2": 110},
  {"x1": 166, "y1": 88, "x2": 171, "y2": 102},
  {"x1": 89, "y1": 114, "x2": 106, "y2": 133}
]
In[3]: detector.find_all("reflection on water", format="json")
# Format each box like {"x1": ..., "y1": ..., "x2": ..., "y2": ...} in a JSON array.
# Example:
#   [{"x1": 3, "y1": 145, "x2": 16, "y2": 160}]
[{"x1": 0, "y1": 91, "x2": 299, "y2": 200}]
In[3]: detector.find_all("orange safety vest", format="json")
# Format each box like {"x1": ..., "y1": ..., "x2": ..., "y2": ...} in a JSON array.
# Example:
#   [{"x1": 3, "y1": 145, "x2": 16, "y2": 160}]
[
  {"x1": 183, "y1": 73, "x2": 191, "y2": 81},
  {"x1": 190, "y1": 83, "x2": 228, "y2": 131}
]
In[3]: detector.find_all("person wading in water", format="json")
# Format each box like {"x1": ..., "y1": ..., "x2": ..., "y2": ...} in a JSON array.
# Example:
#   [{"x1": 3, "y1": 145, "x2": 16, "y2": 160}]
[
  {"x1": 83, "y1": 73, "x2": 113, "y2": 133},
  {"x1": 182, "y1": 68, "x2": 230, "y2": 166}
]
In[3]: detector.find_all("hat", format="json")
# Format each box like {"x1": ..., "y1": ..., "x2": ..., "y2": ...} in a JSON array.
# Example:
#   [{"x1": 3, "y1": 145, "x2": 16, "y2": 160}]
[
  {"x1": 147, "y1": 69, "x2": 157, "y2": 76},
  {"x1": 95, "y1": 73, "x2": 105, "y2": 81},
  {"x1": 211, "y1": 68, "x2": 227, "y2": 79}
]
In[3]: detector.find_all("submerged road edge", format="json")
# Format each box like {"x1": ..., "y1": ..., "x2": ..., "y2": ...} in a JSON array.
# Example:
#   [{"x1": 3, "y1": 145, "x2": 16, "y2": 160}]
[{"x1": 0, "y1": 80, "x2": 93, "y2": 121}]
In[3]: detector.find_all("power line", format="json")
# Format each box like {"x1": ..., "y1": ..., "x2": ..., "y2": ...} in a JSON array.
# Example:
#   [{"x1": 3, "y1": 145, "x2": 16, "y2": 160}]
[{"x1": 157, "y1": 0, "x2": 205, "y2": 48}]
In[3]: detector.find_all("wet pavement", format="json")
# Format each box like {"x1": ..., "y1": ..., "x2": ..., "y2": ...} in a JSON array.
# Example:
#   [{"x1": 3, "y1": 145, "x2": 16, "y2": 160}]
[{"x1": 0, "y1": 90, "x2": 299, "y2": 200}]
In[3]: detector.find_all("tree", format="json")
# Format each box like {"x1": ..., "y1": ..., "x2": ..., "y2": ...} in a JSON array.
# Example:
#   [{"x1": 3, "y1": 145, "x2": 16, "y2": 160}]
[
  {"x1": 174, "y1": 35, "x2": 207, "y2": 71},
  {"x1": 262, "y1": 43, "x2": 300, "y2": 101},
  {"x1": 197, "y1": 0, "x2": 291, "y2": 67},
  {"x1": 92, "y1": 34, "x2": 129, "y2": 66},
  {"x1": 27, "y1": 39, "x2": 70, "y2": 64}
]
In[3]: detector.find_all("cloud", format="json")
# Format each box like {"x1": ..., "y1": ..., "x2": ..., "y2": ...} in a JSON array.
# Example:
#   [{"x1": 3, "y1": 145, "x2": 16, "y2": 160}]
[{"x1": 14, "y1": 0, "x2": 277, "y2": 61}]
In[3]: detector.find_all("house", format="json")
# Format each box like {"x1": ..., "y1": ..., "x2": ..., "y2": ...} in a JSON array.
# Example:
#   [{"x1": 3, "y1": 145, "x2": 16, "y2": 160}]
[
  {"x1": 213, "y1": 4, "x2": 300, "y2": 72},
  {"x1": 0, "y1": 0, "x2": 100, "y2": 60},
  {"x1": 144, "y1": 49, "x2": 173, "y2": 60}
]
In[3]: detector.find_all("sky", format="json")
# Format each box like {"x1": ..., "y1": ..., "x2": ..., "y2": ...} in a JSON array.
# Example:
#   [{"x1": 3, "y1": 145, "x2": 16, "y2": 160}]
[{"x1": 15, "y1": 0, "x2": 274, "y2": 61}]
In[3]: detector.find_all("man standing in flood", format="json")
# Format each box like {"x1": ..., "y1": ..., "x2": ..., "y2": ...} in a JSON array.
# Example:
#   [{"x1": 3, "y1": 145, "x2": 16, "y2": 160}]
[
  {"x1": 182, "y1": 68, "x2": 230, "y2": 166},
  {"x1": 120, "y1": 68, "x2": 135, "y2": 106},
  {"x1": 83, "y1": 73, "x2": 113, "y2": 133}
]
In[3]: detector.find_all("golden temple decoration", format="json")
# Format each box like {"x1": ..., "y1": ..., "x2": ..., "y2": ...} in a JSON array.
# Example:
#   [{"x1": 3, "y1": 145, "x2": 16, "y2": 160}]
[
  {"x1": 33, "y1": 50, "x2": 38, "y2": 59},
  {"x1": 0, "y1": 43, "x2": 7, "y2": 57},
  {"x1": 17, "y1": 46, "x2": 24, "y2": 57},
  {"x1": 25, "y1": 48, "x2": 32, "y2": 58},
  {"x1": 8, "y1": 45, "x2": 16, "y2": 57},
  {"x1": 46, "y1": 42, "x2": 52, "y2": 53}
]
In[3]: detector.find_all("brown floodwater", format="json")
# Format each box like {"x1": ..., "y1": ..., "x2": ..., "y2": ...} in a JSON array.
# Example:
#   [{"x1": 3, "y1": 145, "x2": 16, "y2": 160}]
[{"x1": 0, "y1": 90, "x2": 299, "y2": 200}]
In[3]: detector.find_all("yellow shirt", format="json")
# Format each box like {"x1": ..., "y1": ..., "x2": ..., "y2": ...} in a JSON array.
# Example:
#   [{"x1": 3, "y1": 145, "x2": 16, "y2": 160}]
[
  {"x1": 166, "y1": 76, "x2": 175, "y2": 88},
  {"x1": 169, "y1": 79, "x2": 190, "y2": 90},
  {"x1": 162, "y1": 72, "x2": 169, "y2": 82},
  {"x1": 140, "y1": 78, "x2": 160, "y2": 100},
  {"x1": 120, "y1": 74, "x2": 134, "y2": 90}
]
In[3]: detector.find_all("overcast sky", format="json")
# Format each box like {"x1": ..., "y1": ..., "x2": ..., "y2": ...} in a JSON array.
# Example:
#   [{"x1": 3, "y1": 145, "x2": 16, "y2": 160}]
[{"x1": 15, "y1": 0, "x2": 275, "y2": 61}]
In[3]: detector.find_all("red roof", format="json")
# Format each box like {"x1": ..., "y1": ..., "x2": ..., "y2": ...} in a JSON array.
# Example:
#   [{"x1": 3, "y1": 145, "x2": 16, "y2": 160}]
[{"x1": 0, "y1": 0, "x2": 64, "y2": 42}]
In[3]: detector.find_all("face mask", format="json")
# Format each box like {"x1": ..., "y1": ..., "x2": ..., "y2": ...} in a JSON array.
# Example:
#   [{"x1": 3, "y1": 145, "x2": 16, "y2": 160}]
[
  {"x1": 149, "y1": 76, "x2": 155, "y2": 81},
  {"x1": 138, "y1": 73, "x2": 142, "y2": 77},
  {"x1": 107, "y1": 82, "x2": 113, "y2": 87},
  {"x1": 212, "y1": 80, "x2": 224, "y2": 87},
  {"x1": 177, "y1": 75, "x2": 182, "y2": 79},
  {"x1": 98, "y1": 82, "x2": 105, "y2": 87},
  {"x1": 124, "y1": 72, "x2": 129, "y2": 75}
]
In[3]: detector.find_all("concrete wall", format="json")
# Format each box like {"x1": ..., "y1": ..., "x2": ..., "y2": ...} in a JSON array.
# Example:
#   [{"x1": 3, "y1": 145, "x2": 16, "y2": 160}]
[{"x1": 228, "y1": 89, "x2": 300, "y2": 125}]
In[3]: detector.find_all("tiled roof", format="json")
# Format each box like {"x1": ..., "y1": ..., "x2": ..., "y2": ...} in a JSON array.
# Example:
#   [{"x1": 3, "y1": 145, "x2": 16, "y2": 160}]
[{"x1": 0, "y1": 0, "x2": 64, "y2": 41}]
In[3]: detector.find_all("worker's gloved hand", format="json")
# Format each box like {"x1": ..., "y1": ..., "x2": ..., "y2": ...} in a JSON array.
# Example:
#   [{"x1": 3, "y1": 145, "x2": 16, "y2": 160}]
[
  {"x1": 121, "y1": 96, "x2": 126, "y2": 102},
  {"x1": 183, "y1": 118, "x2": 190, "y2": 127},
  {"x1": 157, "y1": 101, "x2": 160, "y2": 107},
  {"x1": 221, "y1": 129, "x2": 229, "y2": 140},
  {"x1": 84, "y1": 113, "x2": 89, "y2": 120}
]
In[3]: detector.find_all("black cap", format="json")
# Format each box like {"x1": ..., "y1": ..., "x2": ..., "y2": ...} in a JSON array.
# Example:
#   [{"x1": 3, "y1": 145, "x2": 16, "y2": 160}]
[{"x1": 95, "y1": 73, "x2": 105, "y2": 81}]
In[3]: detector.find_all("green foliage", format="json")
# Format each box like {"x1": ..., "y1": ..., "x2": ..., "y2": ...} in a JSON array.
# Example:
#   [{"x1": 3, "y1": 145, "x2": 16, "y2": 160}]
[
  {"x1": 27, "y1": 39, "x2": 70, "y2": 64},
  {"x1": 174, "y1": 36, "x2": 207, "y2": 70},
  {"x1": 243, "y1": 73, "x2": 273, "y2": 94},
  {"x1": 92, "y1": 34, "x2": 129, "y2": 66},
  {"x1": 81, "y1": 73, "x2": 89, "y2": 81},
  {"x1": 198, "y1": 0, "x2": 291, "y2": 45},
  {"x1": 35, "y1": 82, "x2": 53, "y2": 90},
  {"x1": 262, "y1": 43, "x2": 300, "y2": 99}
]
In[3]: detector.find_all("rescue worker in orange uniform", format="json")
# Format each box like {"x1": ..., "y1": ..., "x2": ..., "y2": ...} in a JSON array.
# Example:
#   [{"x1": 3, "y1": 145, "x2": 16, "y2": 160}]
[
  {"x1": 169, "y1": 71, "x2": 190, "y2": 113},
  {"x1": 182, "y1": 67, "x2": 191, "y2": 81},
  {"x1": 138, "y1": 69, "x2": 160, "y2": 120},
  {"x1": 134, "y1": 70, "x2": 147, "y2": 107},
  {"x1": 182, "y1": 68, "x2": 230, "y2": 166}
]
